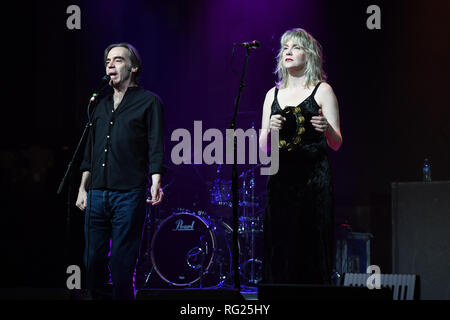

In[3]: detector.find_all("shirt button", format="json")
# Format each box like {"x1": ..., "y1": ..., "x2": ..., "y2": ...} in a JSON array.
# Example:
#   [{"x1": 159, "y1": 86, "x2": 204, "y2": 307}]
[
  {"x1": 107, "y1": 135, "x2": 110, "y2": 139},
  {"x1": 102, "y1": 163, "x2": 105, "y2": 167},
  {"x1": 110, "y1": 121, "x2": 113, "y2": 125},
  {"x1": 105, "y1": 148, "x2": 108, "y2": 152},
  {"x1": 112, "y1": 109, "x2": 114, "y2": 113}
]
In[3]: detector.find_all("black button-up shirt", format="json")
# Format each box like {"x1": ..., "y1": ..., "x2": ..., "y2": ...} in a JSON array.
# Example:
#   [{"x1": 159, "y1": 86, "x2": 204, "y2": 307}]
[{"x1": 80, "y1": 86, "x2": 165, "y2": 190}]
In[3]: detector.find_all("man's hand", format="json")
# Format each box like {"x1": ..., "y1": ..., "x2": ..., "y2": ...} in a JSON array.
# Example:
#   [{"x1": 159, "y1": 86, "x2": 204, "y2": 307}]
[
  {"x1": 147, "y1": 184, "x2": 164, "y2": 205},
  {"x1": 147, "y1": 173, "x2": 163, "y2": 205},
  {"x1": 76, "y1": 189, "x2": 88, "y2": 211}
]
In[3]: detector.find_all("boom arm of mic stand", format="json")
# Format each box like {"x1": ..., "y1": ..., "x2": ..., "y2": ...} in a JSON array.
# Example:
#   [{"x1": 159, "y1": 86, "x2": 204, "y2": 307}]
[
  {"x1": 56, "y1": 98, "x2": 98, "y2": 195},
  {"x1": 56, "y1": 122, "x2": 90, "y2": 194}
]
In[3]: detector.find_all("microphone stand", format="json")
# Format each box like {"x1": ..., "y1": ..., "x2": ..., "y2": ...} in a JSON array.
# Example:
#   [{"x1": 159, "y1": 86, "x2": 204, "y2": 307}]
[
  {"x1": 56, "y1": 93, "x2": 101, "y2": 262},
  {"x1": 229, "y1": 46, "x2": 252, "y2": 292},
  {"x1": 57, "y1": 76, "x2": 109, "y2": 196},
  {"x1": 57, "y1": 97, "x2": 96, "y2": 195}
]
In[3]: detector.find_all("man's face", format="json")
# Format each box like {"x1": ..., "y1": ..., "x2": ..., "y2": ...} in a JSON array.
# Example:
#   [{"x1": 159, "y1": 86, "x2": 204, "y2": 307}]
[{"x1": 105, "y1": 46, "x2": 134, "y2": 87}]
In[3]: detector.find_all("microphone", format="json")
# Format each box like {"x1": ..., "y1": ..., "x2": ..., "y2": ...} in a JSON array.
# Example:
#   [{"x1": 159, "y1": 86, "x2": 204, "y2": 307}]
[
  {"x1": 90, "y1": 75, "x2": 111, "y2": 102},
  {"x1": 235, "y1": 40, "x2": 260, "y2": 49}
]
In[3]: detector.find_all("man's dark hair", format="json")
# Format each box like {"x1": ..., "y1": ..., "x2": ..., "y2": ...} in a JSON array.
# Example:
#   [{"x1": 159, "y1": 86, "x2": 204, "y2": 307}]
[{"x1": 104, "y1": 42, "x2": 142, "y2": 84}]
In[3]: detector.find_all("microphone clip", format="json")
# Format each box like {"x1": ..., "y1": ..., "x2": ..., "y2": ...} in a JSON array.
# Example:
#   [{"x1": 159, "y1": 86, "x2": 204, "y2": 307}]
[{"x1": 234, "y1": 40, "x2": 260, "y2": 49}]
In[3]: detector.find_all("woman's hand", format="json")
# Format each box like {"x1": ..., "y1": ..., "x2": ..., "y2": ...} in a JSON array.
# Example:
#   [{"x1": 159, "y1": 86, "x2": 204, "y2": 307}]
[
  {"x1": 270, "y1": 114, "x2": 286, "y2": 130},
  {"x1": 310, "y1": 109, "x2": 329, "y2": 133}
]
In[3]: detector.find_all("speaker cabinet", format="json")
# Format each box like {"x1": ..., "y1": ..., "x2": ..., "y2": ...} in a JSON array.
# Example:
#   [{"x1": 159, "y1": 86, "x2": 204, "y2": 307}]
[{"x1": 391, "y1": 181, "x2": 450, "y2": 300}]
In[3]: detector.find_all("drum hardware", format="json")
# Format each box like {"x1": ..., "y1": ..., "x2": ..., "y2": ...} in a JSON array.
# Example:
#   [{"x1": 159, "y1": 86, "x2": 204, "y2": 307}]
[
  {"x1": 174, "y1": 208, "x2": 209, "y2": 218},
  {"x1": 137, "y1": 164, "x2": 265, "y2": 288},
  {"x1": 209, "y1": 164, "x2": 262, "y2": 209},
  {"x1": 199, "y1": 235, "x2": 208, "y2": 288},
  {"x1": 143, "y1": 265, "x2": 154, "y2": 287},
  {"x1": 138, "y1": 209, "x2": 264, "y2": 288},
  {"x1": 185, "y1": 235, "x2": 210, "y2": 288},
  {"x1": 136, "y1": 203, "x2": 154, "y2": 288},
  {"x1": 237, "y1": 167, "x2": 263, "y2": 285},
  {"x1": 240, "y1": 258, "x2": 263, "y2": 284},
  {"x1": 150, "y1": 212, "x2": 233, "y2": 288},
  {"x1": 207, "y1": 163, "x2": 264, "y2": 286},
  {"x1": 137, "y1": 182, "x2": 171, "y2": 289}
]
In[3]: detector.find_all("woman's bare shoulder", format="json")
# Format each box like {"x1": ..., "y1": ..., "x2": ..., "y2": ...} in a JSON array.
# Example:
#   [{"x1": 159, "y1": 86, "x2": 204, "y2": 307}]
[
  {"x1": 316, "y1": 81, "x2": 338, "y2": 108},
  {"x1": 265, "y1": 86, "x2": 277, "y2": 100},
  {"x1": 317, "y1": 81, "x2": 335, "y2": 95}
]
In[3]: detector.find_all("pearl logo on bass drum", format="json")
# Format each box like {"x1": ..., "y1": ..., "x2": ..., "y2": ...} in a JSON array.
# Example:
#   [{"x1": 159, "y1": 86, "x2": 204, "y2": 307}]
[{"x1": 172, "y1": 219, "x2": 196, "y2": 231}]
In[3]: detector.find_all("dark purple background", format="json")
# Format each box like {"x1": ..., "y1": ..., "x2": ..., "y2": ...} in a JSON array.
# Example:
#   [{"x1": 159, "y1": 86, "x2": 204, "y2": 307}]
[{"x1": 1, "y1": 0, "x2": 449, "y2": 289}]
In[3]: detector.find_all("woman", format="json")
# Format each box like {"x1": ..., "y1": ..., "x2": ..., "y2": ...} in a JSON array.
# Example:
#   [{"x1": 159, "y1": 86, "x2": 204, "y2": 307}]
[{"x1": 259, "y1": 28, "x2": 342, "y2": 284}]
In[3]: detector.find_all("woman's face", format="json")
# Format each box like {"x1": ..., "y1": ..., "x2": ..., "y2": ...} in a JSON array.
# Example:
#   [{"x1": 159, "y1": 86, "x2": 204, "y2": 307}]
[{"x1": 281, "y1": 39, "x2": 307, "y2": 71}]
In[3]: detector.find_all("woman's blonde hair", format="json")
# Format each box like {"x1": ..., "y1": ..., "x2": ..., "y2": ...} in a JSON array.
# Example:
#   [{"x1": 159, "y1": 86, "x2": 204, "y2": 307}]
[{"x1": 275, "y1": 28, "x2": 326, "y2": 89}]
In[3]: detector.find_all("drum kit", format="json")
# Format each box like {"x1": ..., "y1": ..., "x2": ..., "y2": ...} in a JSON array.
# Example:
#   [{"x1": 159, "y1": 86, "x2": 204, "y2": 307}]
[{"x1": 136, "y1": 164, "x2": 265, "y2": 290}]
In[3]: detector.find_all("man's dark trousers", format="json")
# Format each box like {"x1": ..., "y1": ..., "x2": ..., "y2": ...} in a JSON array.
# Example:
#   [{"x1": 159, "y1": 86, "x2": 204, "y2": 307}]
[{"x1": 84, "y1": 188, "x2": 146, "y2": 300}]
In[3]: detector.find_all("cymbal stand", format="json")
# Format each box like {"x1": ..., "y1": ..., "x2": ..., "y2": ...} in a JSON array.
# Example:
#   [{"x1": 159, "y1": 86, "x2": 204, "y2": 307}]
[
  {"x1": 141, "y1": 204, "x2": 156, "y2": 287},
  {"x1": 239, "y1": 166, "x2": 260, "y2": 285}
]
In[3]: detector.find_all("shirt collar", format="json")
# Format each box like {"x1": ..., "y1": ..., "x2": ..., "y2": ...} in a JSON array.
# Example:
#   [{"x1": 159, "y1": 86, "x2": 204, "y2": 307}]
[{"x1": 107, "y1": 85, "x2": 141, "y2": 101}]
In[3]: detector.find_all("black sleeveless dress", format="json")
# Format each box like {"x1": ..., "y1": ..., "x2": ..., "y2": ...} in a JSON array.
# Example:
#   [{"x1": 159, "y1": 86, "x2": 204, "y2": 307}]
[{"x1": 262, "y1": 82, "x2": 334, "y2": 284}]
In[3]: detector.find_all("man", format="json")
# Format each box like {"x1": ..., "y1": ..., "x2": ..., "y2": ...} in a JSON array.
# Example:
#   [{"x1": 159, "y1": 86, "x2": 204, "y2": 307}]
[{"x1": 75, "y1": 43, "x2": 165, "y2": 300}]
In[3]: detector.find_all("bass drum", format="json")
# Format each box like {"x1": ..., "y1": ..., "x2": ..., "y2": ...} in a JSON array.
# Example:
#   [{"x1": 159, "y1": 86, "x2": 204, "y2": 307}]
[{"x1": 150, "y1": 212, "x2": 234, "y2": 287}]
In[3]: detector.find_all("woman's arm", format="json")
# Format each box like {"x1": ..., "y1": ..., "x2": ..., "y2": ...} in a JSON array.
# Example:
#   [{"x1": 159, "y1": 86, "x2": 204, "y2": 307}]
[
  {"x1": 259, "y1": 87, "x2": 275, "y2": 153},
  {"x1": 259, "y1": 87, "x2": 286, "y2": 153},
  {"x1": 312, "y1": 82, "x2": 343, "y2": 151}
]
